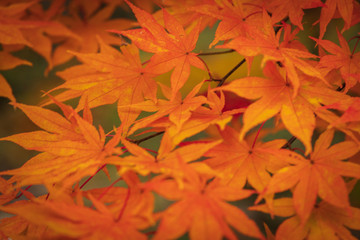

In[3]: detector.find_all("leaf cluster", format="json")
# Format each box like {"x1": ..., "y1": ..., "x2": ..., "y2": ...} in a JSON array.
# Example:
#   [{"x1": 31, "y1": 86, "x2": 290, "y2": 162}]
[{"x1": 1, "y1": 0, "x2": 360, "y2": 239}]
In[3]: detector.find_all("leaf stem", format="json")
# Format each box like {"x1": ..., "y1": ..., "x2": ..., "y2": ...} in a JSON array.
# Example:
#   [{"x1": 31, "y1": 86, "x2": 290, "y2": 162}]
[
  {"x1": 251, "y1": 121, "x2": 265, "y2": 149},
  {"x1": 116, "y1": 187, "x2": 131, "y2": 222},
  {"x1": 79, "y1": 164, "x2": 107, "y2": 190},
  {"x1": 349, "y1": 36, "x2": 360, "y2": 57},
  {"x1": 97, "y1": 177, "x2": 123, "y2": 201},
  {"x1": 197, "y1": 55, "x2": 214, "y2": 80},
  {"x1": 15, "y1": 185, "x2": 32, "y2": 199}
]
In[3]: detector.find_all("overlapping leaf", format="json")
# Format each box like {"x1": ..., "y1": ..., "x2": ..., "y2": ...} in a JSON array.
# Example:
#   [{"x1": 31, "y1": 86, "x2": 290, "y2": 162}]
[
  {"x1": 117, "y1": 0, "x2": 205, "y2": 99},
  {"x1": 146, "y1": 159, "x2": 263, "y2": 240},
  {"x1": 217, "y1": 10, "x2": 326, "y2": 97},
  {"x1": 251, "y1": 197, "x2": 360, "y2": 240},
  {"x1": 0, "y1": 101, "x2": 122, "y2": 188},
  {"x1": 53, "y1": 38, "x2": 158, "y2": 132},
  {"x1": 260, "y1": 129, "x2": 360, "y2": 223}
]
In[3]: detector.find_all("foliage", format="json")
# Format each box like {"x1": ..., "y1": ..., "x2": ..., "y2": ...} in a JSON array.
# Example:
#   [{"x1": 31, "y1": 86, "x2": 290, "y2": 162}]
[{"x1": 1, "y1": 0, "x2": 360, "y2": 239}]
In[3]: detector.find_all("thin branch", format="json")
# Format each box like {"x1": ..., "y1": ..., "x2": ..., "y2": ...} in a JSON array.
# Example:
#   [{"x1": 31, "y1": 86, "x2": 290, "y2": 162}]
[
  {"x1": 116, "y1": 187, "x2": 131, "y2": 222},
  {"x1": 129, "y1": 131, "x2": 164, "y2": 145},
  {"x1": 197, "y1": 49, "x2": 235, "y2": 56},
  {"x1": 217, "y1": 58, "x2": 246, "y2": 87},
  {"x1": 197, "y1": 56, "x2": 215, "y2": 79},
  {"x1": 281, "y1": 136, "x2": 297, "y2": 149}
]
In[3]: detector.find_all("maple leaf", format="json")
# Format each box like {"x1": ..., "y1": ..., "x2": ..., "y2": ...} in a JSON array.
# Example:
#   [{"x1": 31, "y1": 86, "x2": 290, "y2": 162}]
[
  {"x1": 121, "y1": 81, "x2": 207, "y2": 136},
  {"x1": 264, "y1": 0, "x2": 324, "y2": 30},
  {"x1": 152, "y1": 0, "x2": 218, "y2": 31},
  {"x1": 0, "y1": 101, "x2": 122, "y2": 188},
  {"x1": 0, "y1": 196, "x2": 150, "y2": 240},
  {"x1": 204, "y1": 126, "x2": 287, "y2": 192},
  {"x1": 312, "y1": 30, "x2": 360, "y2": 91},
  {"x1": 86, "y1": 171, "x2": 154, "y2": 227},
  {"x1": 0, "y1": 216, "x2": 37, "y2": 240},
  {"x1": 0, "y1": 177, "x2": 16, "y2": 205},
  {"x1": 116, "y1": 0, "x2": 205, "y2": 99},
  {"x1": 251, "y1": 197, "x2": 360, "y2": 240},
  {"x1": 0, "y1": 50, "x2": 32, "y2": 70},
  {"x1": 52, "y1": 1, "x2": 132, "y2": 66},
  {"x1": 217, "y1": 10, "x2": 326, "y2": 97},
  {"x1": 0, "y1": 74, "x2": 16, "y2": 103},
  {"x1": 146, "y1": 157, "x2": 264, "y2": 240},
  {"x1": 259, "y1": 129, "x2": 360, "y2": 223},
  {"x1": 113, "y1": 131, "x2": 220, "y2": 187},
  {"x1": 318, "y1": 0, "x2": 354, "y2": 39},
  {"x1": 217, "y1": 61, "x2": 347, "y2": 154},
  {"x1": 322, "y1": 97, "x2": 360, "y2": 126},
  {"x1": 166, "y1": 88, "x2": 247, "y2": 145},
  {"x1": 0, "y1": 1, "x2": 80, "y2": 70},
  {"x1": 53, "y1": 37, "x2": 158, "y2": 132},
  {"x1": 0, "y1": 1, "x2": 35, "y2": 47},
  {"x1": 192, "y1": 0, "x2": 263, "y2": 47}
]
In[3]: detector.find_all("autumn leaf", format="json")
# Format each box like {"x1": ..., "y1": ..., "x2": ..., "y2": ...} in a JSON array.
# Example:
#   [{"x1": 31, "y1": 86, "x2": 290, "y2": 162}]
[
  {"x1": 152, "y1": 0, "x2": 218, "y2": 31},
  {"x1": 53, "y1": 37, "x2": 158, "y2": 132},
  {"x1": 318, "y1": 0, "x2": 354, "y2": 39},
  {"x1": 0, "y1": 195, "x2": 150, "y2": 240},
  {"x1": 0, "y1": 74, "x2": 16, "y2": 103},
  {"x1": 0, "y1": 177, "x2": 16, "y2": 205},
  {"x1": 52, "y1": 1, "x2": 131, "y2": 66},
  {"x1": 146, "y1": 158, "x2": 264, "y2": 240},
  {"x1": 192, "y1": 0, "x2": 262, "y2": 47},
  {"x1": 204, "y1": 125, "x2": 287, "y2": 192},
  {"x1": 116, "y1": 0, "x2": 205, "y2": 99},
  {"x1": 0, "y1": 101, "x2": 122, "y2": 188},
  {"x1": 217, "y1": 10, "x2": 326, "y2": 97},
  {"x1": 113, "y1": 131, "x2": 220, "y2": 187},
  {"x1": 251, "y1": 198, "x2": 360, "y2": 240},
  {"x1": 264, "y1": 0, "x2": 324, "y2": 30},
  {"x1": 217, "y1": 61, "x2": 347, "y2": 154},
  {"x1": 0, "y1": 50, "x2": 32, "y2": 70},
  {"x1": 260, "y1": 129, "x2": 360, "y2": 223},
  {"x1": 324, "y1": 97, "x2": 360, "y2": 126},
  {"x1": 312, "y1": 29, "x2": 360, "y2": 91},
  {"x1": 0, "y1": 1, "x2": 35, "y2": 47},
  {"x1": 0, "y1": 1, "x2": 80, "y2": 70},
  {"x1": 167, "y1": 88, "x2": 247, "y2": 145},
  {"x1": 121, "y1": 81, "x2": 207, "y2": 136}
]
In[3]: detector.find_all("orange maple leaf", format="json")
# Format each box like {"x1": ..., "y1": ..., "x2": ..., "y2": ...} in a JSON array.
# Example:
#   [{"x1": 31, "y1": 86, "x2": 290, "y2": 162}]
[
  {"x1": 204, "y1": 126, "x2": 286, "y2": 192},
  {"x1": 323, "y1": 97, "x2": 360, "y2": 126},
  {"x1": 250, "y1": 197, "x2": 360, "y2": 240},
  {"x1": 259, "y1": 129, "x2": 360, "y2": 223},
  {"x1": 0, "y1": 74, "x2": 16, "y2": 103},
  {"x1": 53, "y1": 37, "x2": 158, "y2": 132},
  {"x1": 0, "y1": 101, "x2": 122, "y2": 188},
  {"x1": 217, "y1": 10, "x2": 326, "y2": 97},
  {"x1": 318, "y1": 0, "x2": 354, "y2": 39},
  {"x1": 264, "y1": 0, "x2": 324, "y2": 30},
  {"x1": 114, "y1": 131, "x2": 220, "y2": 187},
  {"x1": 217, "y1": 61, "x2": 347, "y2": 154},
  {"x1": 121, "y1": 81, "x2": 207, "y2": 136},
  {"x1": 115, "y1": 0, "x2": 205, "y2": 99},
  {"x1": 166, "y1": 88, "x2": 247, "y2": 145},
  {"x1": 312, "y1": 30, "x2": 360, "y2": 91},
  {"x1": 146, "y1": 158, "x2": 264, "y2": 240},
  {"x1": 51, "y1": 1, "x2": 131, "y2": 66},
  {"x1": 192, "y1": 0, "x2": 262, "y2": 48},
  {"x1": 0, "y1": 195, "x2": 150, "y2": 239}
]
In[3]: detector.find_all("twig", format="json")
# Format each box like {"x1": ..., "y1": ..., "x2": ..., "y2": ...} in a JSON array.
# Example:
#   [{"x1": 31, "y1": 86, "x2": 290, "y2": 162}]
[{"x1": 129, "y1": 131, "x2": 164, "y2": 145}]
